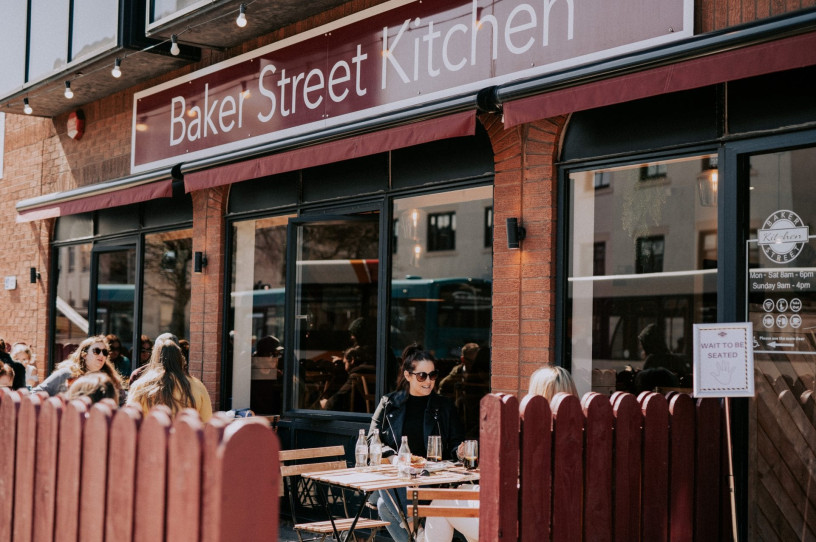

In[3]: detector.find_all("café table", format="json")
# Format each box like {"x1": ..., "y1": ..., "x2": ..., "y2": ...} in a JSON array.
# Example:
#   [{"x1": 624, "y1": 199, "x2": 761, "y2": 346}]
[{"x1": 302, "y1": 463, "x2": 480, "y2": 541}]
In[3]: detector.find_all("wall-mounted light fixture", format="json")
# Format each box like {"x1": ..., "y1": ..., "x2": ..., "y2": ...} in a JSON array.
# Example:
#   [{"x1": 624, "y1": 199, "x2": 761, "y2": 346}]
[
  {"x1": 506, "y1": 217, "x2": 526, "y2": 249},
  {"x1": 194, "y1": 251, "x2": 208, "y2": 273},
  {"x1": 30, "y1": 267, "x2": 40, "y2": 284}
]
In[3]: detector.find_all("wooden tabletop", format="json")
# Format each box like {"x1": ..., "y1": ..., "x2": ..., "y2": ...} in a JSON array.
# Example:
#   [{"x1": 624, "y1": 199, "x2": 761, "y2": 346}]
[{"x1": 302, "y1": 464, "x2": 480, "y2": 492}]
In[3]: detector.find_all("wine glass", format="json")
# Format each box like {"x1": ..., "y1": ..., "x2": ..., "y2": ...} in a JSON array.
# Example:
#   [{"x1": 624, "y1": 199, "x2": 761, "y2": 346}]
[{"x1": 427, "y1": 435, "x2": 442, "y2": 463}]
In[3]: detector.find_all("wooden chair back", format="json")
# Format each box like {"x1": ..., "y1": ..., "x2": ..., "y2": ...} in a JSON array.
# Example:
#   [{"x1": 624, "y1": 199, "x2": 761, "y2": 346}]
[
  {"x1": 350, "y1": 373, "x2": 376, "y2": 413},
  {"x1": 411, "y1": 487, "x2": 479, "y2": 533}
]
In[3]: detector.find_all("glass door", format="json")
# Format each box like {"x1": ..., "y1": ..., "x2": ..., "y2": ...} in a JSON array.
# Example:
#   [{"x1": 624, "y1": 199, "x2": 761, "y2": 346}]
[
  {"x1": 90, "y1": 243, "x2": 138, "y2": 374},
  {"x1": 285, "y1": 215, "x2": 380, "y2": 412}
]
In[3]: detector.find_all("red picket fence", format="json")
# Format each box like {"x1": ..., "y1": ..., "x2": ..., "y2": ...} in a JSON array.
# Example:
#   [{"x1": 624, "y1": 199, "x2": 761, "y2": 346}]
[
  {"x1": 0, "y1": 389, "x2": 280, "y2": 542},
  {"x1": 479, "y1": 390, "x2": 731, "y2": 541}
]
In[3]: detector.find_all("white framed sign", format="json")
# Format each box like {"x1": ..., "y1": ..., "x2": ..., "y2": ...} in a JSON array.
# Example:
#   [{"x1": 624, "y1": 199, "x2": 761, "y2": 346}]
[{"x1": 693, "y1": 322, "x2": 755, "y2": 398}]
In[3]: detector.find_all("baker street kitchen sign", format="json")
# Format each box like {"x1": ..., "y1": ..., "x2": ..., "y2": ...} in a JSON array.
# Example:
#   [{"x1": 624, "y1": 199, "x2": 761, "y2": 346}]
[
  {"x1": 759, "y1": 210, "x2": 810, "y2": 264},
  {"x1": 132, "y1": 0, "x2": 693, "y2": 172}
]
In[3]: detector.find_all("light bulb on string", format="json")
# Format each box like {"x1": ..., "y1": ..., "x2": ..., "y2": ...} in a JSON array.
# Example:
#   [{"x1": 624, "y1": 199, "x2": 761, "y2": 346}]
[
  {"x1": 111, "y1": 58, "x2": 122, "y2": 78},
  {"x1": 64, "y1": 81, "x2": 74, "y2": 99},
  {"x1": 236, "y1": 4, "x2": 247, "y2": 27},
  {"x1": 170, "y1": 35, "x2": 180, "y2": 56},
  {"x1": 23, "y1": 98, "x2": 32, "y2": 115}
]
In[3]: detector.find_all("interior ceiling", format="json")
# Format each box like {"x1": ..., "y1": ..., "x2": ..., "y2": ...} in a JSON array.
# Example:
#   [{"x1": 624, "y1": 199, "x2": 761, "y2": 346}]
[{"x1": 1, "y1": 0, "x2": 351, "y2": 119}]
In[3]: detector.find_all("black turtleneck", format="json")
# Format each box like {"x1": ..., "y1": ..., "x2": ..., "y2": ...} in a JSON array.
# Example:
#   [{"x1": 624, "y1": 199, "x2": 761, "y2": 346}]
[{"x1": 404, "y1": 393, "x2": 430, "y2": 456}]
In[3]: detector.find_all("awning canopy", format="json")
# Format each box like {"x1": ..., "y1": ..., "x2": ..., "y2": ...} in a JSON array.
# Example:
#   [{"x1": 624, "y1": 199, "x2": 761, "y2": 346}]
[
  {"x1": 183, "y1": 111, "x2": 476, "y2": 193},
  {"x1": 502, "y1": 30, "x2": 816, "y2": 127},
  {"x1": 16, "y1": 169, "x2": 174, "y2": 223}
]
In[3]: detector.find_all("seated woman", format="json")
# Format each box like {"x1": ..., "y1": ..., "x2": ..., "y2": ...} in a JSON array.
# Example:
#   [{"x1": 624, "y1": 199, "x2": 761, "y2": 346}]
[
  {"x1": 369, "y1": 343, "x2": 465, "y2": 542},
  {"x1": 65, "y1": 372, "x2": 119, "y2": 404},
  {"x1": 320, "y1": 346, "x2": 374, "y2": 412},
  {"x1": 127, "y1": 338, "x2": 213, "y2": 422},
  {"x1": 421, "y1": 364, "x2": 578, "y2": 542},
  {"x1": 34, "y1": 336, "x2": 123, "y2": 397}
]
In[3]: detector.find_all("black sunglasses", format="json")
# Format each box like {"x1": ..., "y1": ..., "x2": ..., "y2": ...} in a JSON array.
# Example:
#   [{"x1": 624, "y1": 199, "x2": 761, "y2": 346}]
[
  {"x1": 90, "y1": 347, "x2": 109, "y2": 357},
  {"x1": 410, "y1": 370, "x2": 439, "y2": 382}
]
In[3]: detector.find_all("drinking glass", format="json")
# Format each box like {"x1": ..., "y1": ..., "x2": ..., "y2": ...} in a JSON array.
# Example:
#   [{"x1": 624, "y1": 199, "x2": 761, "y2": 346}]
[
  {"x1": 427, "y1": 435, "x2": 442, "y2": 462},
  {"x1": 463, "y1": 440, "x2": 478, "y2": 470}
]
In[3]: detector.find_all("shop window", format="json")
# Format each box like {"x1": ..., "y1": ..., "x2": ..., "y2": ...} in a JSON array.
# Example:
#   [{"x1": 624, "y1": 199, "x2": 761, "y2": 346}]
[
  {"x1": 427, "y1": 212, "x2": 456, "y2": 252},
  {"x1": 484, "y1": 207, "x2": 493, "y2": 248},
  {"x1": 594, "y1": 172, "x2": 611, "y2": 189},
  {"x1": 54, "y1": 243, "x2": 92, "y2": 362},
  {"x1": 566, "y1": 154, "x2": 718, "y2": 397},
  {"x1": 636, "y1": 236, "x2": 664, "y2": 273}
]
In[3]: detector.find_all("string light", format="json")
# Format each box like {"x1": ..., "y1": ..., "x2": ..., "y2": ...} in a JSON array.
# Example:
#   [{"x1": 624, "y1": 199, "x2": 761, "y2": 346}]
[
  {"x1": 23, "y1": 98, "x2": 32, "y2": 114},
  {"x1": 170, "y1": 35, "x2": 180, "y2": 56},
  {"x1": 236, "y1": 4, "x2": 247, "y2": 27},
  {"x1": 64, "y1": 81, "x2": 74, "y2": 99},
  {"x1": 111, "y1": 58, "x2": 122, "y2": 78}
]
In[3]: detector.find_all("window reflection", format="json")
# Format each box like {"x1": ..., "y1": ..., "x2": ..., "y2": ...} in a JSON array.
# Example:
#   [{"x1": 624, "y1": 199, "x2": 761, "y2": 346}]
[
  {"x1": 54, "y1": 243, "x2": 92, "y2": 363},
  {"x1": 28, "y1": 0, "x2": 69, "y2": 82},
  {"x1": 568, "y1": 155, "x2": 718, "y2": 397},
  {"x1": 391, "y1": 186, "x2": 493, "y2": 439}
]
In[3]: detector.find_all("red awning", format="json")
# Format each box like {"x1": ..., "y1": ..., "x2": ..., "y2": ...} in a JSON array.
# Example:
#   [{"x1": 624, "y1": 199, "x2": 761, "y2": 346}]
[
  {"x1": 16, "y1": 179, "x2": 174, "y2": 223},
  {"x1": 503, "y1": 31, "x2": 816, "y2": 127},
  {"x1": 184, "y1": 111, "x2": 476, "y2": 193}
]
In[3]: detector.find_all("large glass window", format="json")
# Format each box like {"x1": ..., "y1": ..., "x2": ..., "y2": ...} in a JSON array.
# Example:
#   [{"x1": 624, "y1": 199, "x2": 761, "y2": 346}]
[
  {"x1": 567, "y1": 155, "x2": 718, "y2": 396},
  {"x1": 391, "y1": 186, "x2": 493, "y2": 438},
  {"x1": 229, "y1": 216, "x2": 293, "y2": 415},
  {"x1": 28, "y1": 0, "x2": 70, "y2": 82},
  {"x1": 150, "y1": 0, "x2": 205, "y2": 24},
  {"x1": 0, "y1": 1, "x2": 26, "y2": 97},
  {"x1": 142, "y1": 230, "x2": 193, "y2": 345},
  {"x1": 54, "y1": 243, "x2": 92, "y2": 362},
  {"x1": 72, "y1": 0, "x2": 118, "y2": 59}
]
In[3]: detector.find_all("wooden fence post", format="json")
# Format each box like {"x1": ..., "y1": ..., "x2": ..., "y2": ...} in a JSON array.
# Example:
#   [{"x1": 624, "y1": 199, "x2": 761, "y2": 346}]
[
  {"x1": 200, "y1": 414, "x2": 230, "y2": 542},
  {"x1": 695, "y1": 398, "x2": 722, "y2": 542},
  {"x1": 133, "y1": 407, "x2": 173, "y2": 542},
  {"x1": 611, "y1": 392, "x2": 642, "y2": 542},
  {"x1": 210, "y1": 419, "x2": 280, "y2": 540},
  {"x1": 105, "y1": 406, "x2": 141, "y2": 542},
  {"x1": 0, "y1": 390, "x2": 21, "y2": 542},
  {"x1": 55, "y1": 399, "x2": 88, "y2": 542},
  {"x1": 479, "y1": 393, "x2": 519, "y2": 541},
  {"x1": 640, "y1": 392, "x2": 670, "y2": 542},
  {"x1": 551, "y1": 393, "x2": 583, "y2": 542},
  {"x1": 167, "y1": 411, "x2": 204, "y2": 542},
  {"x1": 583, "y1": 392, "x2": 613, "y2": 542},
  {"x1": 668, "y1": 393, "x2": 694, "y2": 542},
  {"x1": 519, "y1": 394, "x2": 551, "y2": 542},
  {"x1": 13, "y1": 393, "x2": 42, "y2": 542},
  {"x1": 78, "y1": 402, "x2": 113, "y2": 542}
]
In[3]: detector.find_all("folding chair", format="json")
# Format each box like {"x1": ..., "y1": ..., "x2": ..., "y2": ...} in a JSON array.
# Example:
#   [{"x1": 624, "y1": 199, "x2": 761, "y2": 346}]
[
  {"x1": 280, "y1": 445, "x2": 389, "y2": 541},
  {"x1": 410, "y1": 487, "x2": 480, "y2": 534}
]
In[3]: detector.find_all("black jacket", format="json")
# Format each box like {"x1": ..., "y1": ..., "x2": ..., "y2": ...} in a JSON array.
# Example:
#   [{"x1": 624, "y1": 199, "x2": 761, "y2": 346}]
[
  {"x1": 369, "y1": 389, "x2": 465, "y2": 461},
  {"x1": 1, "y1": 351, "x2": 26, "y2": 390}
]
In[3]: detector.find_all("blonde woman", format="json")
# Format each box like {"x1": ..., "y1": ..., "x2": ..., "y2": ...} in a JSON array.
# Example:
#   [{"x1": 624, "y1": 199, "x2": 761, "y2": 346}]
[
  {"x1": 527, "y1": 364, "x2": 578, "y2": 402},
  {"x1": 11, "y1": 343, "x2": 38, "y2": 388},
  {"x1": 65, "y1": 372, "x2": 119, "y2": 404},
  {"x1": 34, "y1": 336, "x2": 123, "y2": 397},
  {"x1": 127, "y1": 338, "x2": 212, "y2": 422}
]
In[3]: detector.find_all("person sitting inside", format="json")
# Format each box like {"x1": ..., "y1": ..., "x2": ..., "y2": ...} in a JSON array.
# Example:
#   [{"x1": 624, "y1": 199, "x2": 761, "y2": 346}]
[
  {"x1": 127, "y1": 337, "x2": 213, "y2": 422},
  {"x1": 320, "y1": 346, "x2": 375, "y2": 412},
  {"x1": 65, "y1": 372, "x2": 119, "y2": 404},
  {"x1": 438, "y1": 344, "x2": 489, "y2": 439}
]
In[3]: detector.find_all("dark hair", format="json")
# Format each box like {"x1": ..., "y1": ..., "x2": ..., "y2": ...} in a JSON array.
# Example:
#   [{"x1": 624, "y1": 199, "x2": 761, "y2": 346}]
[
  {"x1": 396, "y1": 343, "x2": 435, "y2": 390},
  {"x1": 344, "y1": 346, "x2": 363, "y2": 366}
]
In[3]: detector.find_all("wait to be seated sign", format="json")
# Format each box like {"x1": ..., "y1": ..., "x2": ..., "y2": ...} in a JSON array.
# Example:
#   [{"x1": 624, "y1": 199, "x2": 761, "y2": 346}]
[{"x1": 693, "y1": 323, "x2": 755, "y2": 398}]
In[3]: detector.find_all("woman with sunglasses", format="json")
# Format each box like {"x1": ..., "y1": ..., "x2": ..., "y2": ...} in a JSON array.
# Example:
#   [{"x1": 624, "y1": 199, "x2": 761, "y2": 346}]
[
  {"x1": 369, "y1": 343, "x2": 465, "y2": 542},
  {"x1": 34, "y1": 335, "x2": 123, "y2": 397}
]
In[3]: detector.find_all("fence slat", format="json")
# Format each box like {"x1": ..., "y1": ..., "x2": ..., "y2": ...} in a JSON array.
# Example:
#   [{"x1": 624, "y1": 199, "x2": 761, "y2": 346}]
[
  {"x1": 55, "y1": 400, "x2": 88, "y2": 542},
  {"x1": 583, "y1": 393, "x2": 613, "y2": 542},
  {"x1": 551, "y1": 393, "x2": 583, "y2": 542},
  {"x1": 694, "y1": 398, "x2": 722, "y2": 542},
  {"x1": 612, "y1": 393, "x2": 642, "y2": 542},
  {"x1": 212, "y1": 419, "x2": 281, "y2": 540},
  {"x1": 201, "y1": 414, "x2": 230, "y2": 542},
  {"x1": 641, "y1": 392, "x2": 670, "y2": 542},
  {"x1": 34, "y1": 397, "x2": 63, "y2": 542},
  {"x1": 668, "y1": 393, "x2": 694, "y2": 542},
  {"x1": 167, "y1": 411, "x2": 204, "y2": 542},
  {"x1": 105, "y1": 406, "x2": 141, "y2": 542},
  {"x1": 519, "y1": 394, "x2": 552, "y2": 542},
  {"x1": 13, "y1": 394, "x2": 42, "y2": 542},
  {"x1": 78, "y1": 403, "x2": 113, "y2": 542},
  {"x1": 133, "y1": 407, "x2": 172, "y2": 542},
  {"x1": 479, "y1": 393, "x2": 519, "y2": 541},
  {"x1": 0, "y1": 390, "x2": 21, "y2": 542}
]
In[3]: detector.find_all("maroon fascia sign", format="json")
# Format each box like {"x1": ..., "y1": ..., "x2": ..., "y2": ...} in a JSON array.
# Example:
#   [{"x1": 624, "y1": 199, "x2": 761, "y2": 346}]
[{"x1": 131, "y1": 0, "x2": 691, "y2": 172}]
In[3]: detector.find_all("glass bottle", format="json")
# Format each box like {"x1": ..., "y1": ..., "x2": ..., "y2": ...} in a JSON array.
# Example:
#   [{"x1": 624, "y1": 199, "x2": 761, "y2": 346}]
[
  {"x1": 355, "y1": 429, "x2": 369, "y2": 469},
  {"x1": 397, "y1": 435, "x2": 412, "y2": 479},
  {"x1": 369, "y1": 428, "x2": 383, "y2": 467}
]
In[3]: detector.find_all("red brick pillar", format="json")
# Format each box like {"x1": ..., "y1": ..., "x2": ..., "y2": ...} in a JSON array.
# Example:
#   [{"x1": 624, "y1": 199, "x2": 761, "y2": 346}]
[{"x1": 482, "y1": 113, "x2": 566, "y2": 397}]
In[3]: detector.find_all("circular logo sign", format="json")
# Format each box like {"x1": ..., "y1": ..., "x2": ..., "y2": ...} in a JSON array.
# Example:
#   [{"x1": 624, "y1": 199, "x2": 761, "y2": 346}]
[{"x1": 759, "y1": 210, "x2": 809, "y2": 263}]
